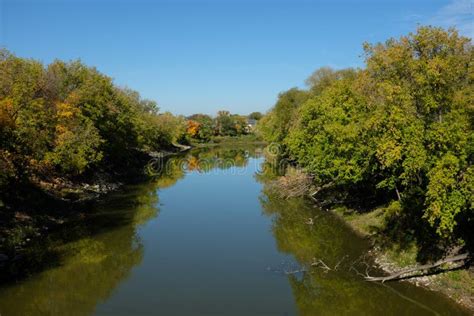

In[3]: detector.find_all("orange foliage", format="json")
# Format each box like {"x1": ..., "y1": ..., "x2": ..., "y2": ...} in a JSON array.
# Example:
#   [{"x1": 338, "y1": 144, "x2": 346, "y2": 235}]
[
  {"x1": 0, "y1": 98, "x2": 15, "y2": 128},
  {"x1": 186, "y1": 120, "x2": 200, "y2": 137},
  {"x1": 187, "y1": 156, "x2": 200, "y2": 171}
]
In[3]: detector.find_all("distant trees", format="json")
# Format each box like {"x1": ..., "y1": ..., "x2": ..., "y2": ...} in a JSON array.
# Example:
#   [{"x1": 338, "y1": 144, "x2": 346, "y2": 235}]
[
  {"x1": 259, "y1": 26, "x2": 473, "y2": 249},
  {"x1": 187, "y1": 114, "x2": 214, "y2": 141},
  {"x1": 0, "y1": 50, "x2": 187, "y2": 189},
  {"x1": 185, "y1": 111, "x2": 256, "y2": 141},
  {"x1": 248, "y1": 111, "x2": 263, "y2": 121},
  {"x1": 215, "y1": 111, "x2": 235, "y2": 136}
]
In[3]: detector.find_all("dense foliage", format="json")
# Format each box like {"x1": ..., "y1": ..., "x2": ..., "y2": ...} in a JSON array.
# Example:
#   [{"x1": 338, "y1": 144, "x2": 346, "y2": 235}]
[
  {"x1": 0, "y1": 50, "x2": 187, "y2": 190},
  {"x1": 259, "y1": 27, "x2": 473, "y2": 251}
]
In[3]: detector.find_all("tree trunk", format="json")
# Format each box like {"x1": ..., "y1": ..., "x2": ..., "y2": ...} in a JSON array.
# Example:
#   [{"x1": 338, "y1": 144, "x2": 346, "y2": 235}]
[{"x1": 365, "y1": 253, "x2": 470, "y2": 282}]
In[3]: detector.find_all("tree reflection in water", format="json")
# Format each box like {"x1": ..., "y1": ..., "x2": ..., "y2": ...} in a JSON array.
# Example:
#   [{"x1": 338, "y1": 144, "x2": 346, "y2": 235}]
[
  {"x1": 0, "y1": 146, "x2": 468, "y2": 316},
  {"x1": 0, "y1": 145, "x2": 261, "y2": 316},
  {"x1": 0, "y1": 171, "x2": 177, "y2": 315},
  {"x1": 257, "y1": 160, "x2": 466, "y2": 316}
]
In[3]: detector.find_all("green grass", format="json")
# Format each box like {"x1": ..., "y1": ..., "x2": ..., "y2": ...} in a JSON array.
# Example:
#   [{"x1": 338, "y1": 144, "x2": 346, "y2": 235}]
[
  {"x1": 436, "y1": 270, "x2": 474, "y2": 303},
  {"x1": 333, "y1": 206, "x2": 386, "y2": 237},
  {"x1": 384, "y1": 243, "x2": 418, "y2": 267},
  {"x1": 332, "y1": 204, "x2": 473, "y2": 310}
]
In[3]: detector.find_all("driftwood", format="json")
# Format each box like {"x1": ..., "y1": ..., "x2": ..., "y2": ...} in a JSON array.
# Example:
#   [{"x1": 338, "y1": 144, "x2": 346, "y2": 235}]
[
  {"x1": 365, "y1": 253, "x2": 470, "y2": 282},
  {"x1": 312, "y1": 259, "x2": 332, "y2": 272},
  {"x1": 311, "y1": 256, "x2": 348, "y2": 272},
  {"x1": 272, "y1": 169, "x2": 314, "y2": 199},
  {"x1": 284, "y1": 256, "x2": 348, "y2": 275}
]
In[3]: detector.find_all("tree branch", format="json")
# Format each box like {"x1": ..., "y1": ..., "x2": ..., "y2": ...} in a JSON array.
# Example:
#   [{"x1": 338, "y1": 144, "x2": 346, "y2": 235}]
[{"x1": 365, "y1": 253, "x2": 470, "y2": 282}]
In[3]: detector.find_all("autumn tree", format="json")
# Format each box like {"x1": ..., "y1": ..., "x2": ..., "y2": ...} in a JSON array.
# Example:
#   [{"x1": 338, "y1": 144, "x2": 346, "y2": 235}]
[
  {"x1": 0, "y1": 49, "x2": 187, "y2": 190},
  {"x1": 187, "y1": 114, "x2": 214, "y2": 141},
  {"x1": 186, "y1": 120, "x2": 201, "y2": 138}
]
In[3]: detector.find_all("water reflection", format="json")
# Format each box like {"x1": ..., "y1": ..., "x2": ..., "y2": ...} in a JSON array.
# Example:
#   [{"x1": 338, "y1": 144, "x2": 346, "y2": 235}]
[
  {"x1": 0, "y1": 146, "x2": 263, "y2": 316},
  {"x1": 159, "y1": 145, "x2": 263, "y2": 175},
  {"x1": 257, "y1": 161, "x2": 469, "y2": 316},
  {"x1": 0, "y1": 145, "x2": 469, "y2": 316},
  {"x1": 0, "y1": 179, "x2": 168, "y2": 315}
]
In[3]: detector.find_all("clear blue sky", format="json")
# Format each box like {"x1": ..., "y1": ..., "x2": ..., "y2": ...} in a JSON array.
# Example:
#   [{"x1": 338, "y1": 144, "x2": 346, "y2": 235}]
[{"x1": 0, "y1": 0, "x2": 472, "y2": 115}]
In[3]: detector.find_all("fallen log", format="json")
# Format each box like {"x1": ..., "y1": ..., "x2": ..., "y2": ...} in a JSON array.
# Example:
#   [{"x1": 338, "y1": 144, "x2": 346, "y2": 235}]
[{"x1": 365, "y1": 253, "x2": 470, "y2": 282}]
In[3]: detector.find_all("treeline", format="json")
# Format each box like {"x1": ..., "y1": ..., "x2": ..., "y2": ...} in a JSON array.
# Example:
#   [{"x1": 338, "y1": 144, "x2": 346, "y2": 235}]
[
  {"x1": 186, "y1": 111, "x2": 262, "y2": 142},
  {"x1": 0, "y1": 48, "x2": 263, "y2": 198},
  {"x1": 259, "y1": 27, "x2": 473, "y2": 252},
  {"x1": 0, "y1": 50, "x2": 188, "y2": 193}
]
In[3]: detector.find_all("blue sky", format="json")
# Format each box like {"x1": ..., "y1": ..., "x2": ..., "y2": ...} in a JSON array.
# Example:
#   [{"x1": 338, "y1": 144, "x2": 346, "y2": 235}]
[{"x1": 0, "y1": 0, "x2": 472, "y2": 115}]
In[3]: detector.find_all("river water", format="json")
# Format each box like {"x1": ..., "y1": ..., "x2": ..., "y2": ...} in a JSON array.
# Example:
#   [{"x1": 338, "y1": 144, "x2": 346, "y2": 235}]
[{"x1": 0, "y1": 146, "x2": 469, "y2": 315}]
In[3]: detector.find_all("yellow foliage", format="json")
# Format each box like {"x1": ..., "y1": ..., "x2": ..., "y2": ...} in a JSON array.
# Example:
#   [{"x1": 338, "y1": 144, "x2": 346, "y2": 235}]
[
  {"x1": 186, "y1": 120, "x2": 200, "y2": 137},
  {"x1": 376, "y1": 139, "x2": 402, "y2": 169},
  {"x1": 56, "y1": 102, "x2": 79, "y2": 119},
  {"x1": 54, "y1": 102, "x2": 80, "y2": 145},
  {"x1": 55, "y1": 124, "x2": 68, "y2": 134}
]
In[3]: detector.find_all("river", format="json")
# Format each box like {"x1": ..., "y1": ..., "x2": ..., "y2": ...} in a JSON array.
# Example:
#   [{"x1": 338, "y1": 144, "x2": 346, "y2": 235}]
[{"x1": 0, "y1": 145, "x2": 469, "y2": 315}]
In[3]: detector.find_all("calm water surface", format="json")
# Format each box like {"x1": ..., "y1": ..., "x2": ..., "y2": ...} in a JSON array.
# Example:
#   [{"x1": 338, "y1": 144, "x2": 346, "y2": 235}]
[{"x1": 0, "y1": 146, "x2": 469, "y2": 315}]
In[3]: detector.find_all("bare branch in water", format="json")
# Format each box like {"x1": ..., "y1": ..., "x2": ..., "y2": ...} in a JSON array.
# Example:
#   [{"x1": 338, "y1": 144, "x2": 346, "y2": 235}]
[{"x1": 364, "y1": 253, "x2": 470, "y2": 283}]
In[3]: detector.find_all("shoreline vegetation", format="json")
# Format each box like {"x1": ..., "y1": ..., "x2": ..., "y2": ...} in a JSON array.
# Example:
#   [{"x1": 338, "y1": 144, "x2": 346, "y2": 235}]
[
  {"x1": 258, "y1": 26, "x2": 473, "y2": 311},
  {"x1": 334, "y1": 205, "x2": 474, "y2": 310},
  {"x1": 0, "y1": 48, "x2": 264, "y2": 271},
  {"x1": 0, "y1": 25, "x2": 472, "y2": 312},
  {"x1": 192, "y1": 134, "x2": 267, "y2": 147},
  {"x1": 264, "y1": 164, "x2": 473, "y2": 311}
]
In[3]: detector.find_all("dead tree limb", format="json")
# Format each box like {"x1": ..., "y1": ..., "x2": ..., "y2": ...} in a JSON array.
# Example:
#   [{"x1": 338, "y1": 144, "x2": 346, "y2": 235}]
[
  {"x1": 311, "y1": 258, "x2": 332, "y2": 272},
  {"x1": 334, "y1": 255, "x2": 348, "y2": 271},
  {"x1": 365, "y1": 253, "x2": 470, "y2": 282}
]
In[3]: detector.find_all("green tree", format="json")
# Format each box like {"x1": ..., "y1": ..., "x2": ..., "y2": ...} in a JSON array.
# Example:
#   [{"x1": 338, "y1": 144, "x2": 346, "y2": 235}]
[
  {"x1": 0, "y1": 49, "x2": 188, "y2": 191},
  {"x1": 188, "y1": 113, "x2": 214, "y2": 141},
  {"x1": 257, "y1": 88, "x2": 309, "y2": 144},
  {"x1": 248, "y1": 111, "x2": 263, "y2": 121},
  {"x1": 260, "y1": 26, "x2": 473, "y2": 250},
  {"x1": 362, "y1": 26, "x2": 473, "y2": 238}
]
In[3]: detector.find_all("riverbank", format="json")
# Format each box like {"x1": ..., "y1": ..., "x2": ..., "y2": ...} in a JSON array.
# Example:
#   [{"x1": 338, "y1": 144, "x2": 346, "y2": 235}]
[
  {"x1": 2, "y1": 144, "x2": 467, "y2": 315},
  {"x1": 191, "y1": 134, "x2": 267, "y2": 147},
  {"x1": 332, "y1": 206, "x2": 474, "y2": 312},
  {"x1": 0, "y1": 145, "x2": 190, "y2": 274},
  {"x1": 266, "y1": 166, "x2": 473, "y2": 312}
]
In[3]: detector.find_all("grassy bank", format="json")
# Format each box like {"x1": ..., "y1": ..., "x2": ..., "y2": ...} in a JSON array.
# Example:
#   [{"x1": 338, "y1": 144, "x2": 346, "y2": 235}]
[
  {"x1": 265, "y1": 164, "x2": 473, "y2": 312},
  {"x1": 332, "y1": 205, "x2": 474, "y2": 311}
]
